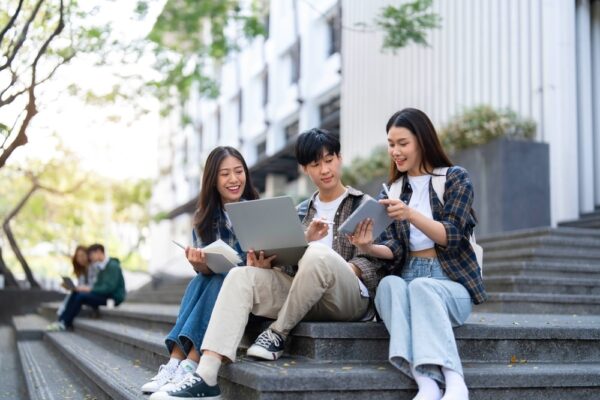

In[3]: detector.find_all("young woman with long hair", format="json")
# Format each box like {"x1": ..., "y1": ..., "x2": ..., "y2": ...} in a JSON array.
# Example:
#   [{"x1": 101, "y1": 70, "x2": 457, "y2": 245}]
[
  {"x1": 350, "y1": 108, "x2": 487, "y2": 400},
  {"x1": 141, "y1": 146, "x2": 259, "y2": 394}
]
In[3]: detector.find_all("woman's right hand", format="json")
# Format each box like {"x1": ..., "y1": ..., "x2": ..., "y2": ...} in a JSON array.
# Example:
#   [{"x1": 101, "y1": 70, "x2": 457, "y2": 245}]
[{"x1": 185, "y1": 247, "x2": 211, "y2": 275}]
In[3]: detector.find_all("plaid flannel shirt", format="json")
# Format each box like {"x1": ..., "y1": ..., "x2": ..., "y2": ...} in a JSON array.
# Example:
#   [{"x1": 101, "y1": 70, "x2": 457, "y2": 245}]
[
  {"x1": 376, "y1": 166, "x2": 488, "y2": 304},
  {"x1": 295, "y1": 186, "x2": 387, "y2": 299},
  {"x1": 192, "y1": 206, "x2": 247, "y2": 266}
]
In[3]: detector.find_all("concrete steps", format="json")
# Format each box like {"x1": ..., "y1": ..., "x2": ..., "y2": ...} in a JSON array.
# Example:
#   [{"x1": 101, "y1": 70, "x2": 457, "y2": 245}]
[
  {"x1": 559, "y1": 210, "x2": 600, "y2": 229},
  {"x1": 14, "y1": 305, "x2": 600, "y2": 400},
  {"x1": 478, "y1": 227, "x2": 600, "y2": 313}
]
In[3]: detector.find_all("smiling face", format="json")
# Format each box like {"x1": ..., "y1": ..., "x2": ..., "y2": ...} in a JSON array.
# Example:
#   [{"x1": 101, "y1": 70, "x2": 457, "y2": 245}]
[
  {"x1": 387, "y1": 126, "x2": 425, "y2": 176},
  {"x1": 302, "y1": 150, "x2": 343, "y2": 192},
  {"x1": 216, "y1": 155, "x2": 246, "y2": 204}
]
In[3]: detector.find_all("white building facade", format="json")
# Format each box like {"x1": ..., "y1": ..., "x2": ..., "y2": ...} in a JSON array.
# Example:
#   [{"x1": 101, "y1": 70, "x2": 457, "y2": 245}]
[
  {"x1": 341, "y1": 0, "x2": 600, "y2": 226},
  {"x1": 150, "y1": 0, "x2": 600, "y2": 274}
]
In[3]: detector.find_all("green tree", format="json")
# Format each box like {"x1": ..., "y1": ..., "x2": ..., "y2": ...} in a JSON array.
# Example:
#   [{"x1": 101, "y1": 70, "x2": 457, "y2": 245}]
[
  {"x1": 141, "y1": 0, "x2": 266, "y2": 118},
  {"x1": 373, "y1": 0, "x2": 441, "y2": 52}
]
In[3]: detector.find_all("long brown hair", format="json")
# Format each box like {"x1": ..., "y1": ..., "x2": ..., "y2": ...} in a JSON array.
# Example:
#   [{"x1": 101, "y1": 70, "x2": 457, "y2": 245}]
[
  {"x1": 193, "y1": 146, "x2": 259, "y2": 243},
  {"x1": 71, "y1": 245, "x2": 89, "y2": 278},
  {"x1": 385, "y1": 108, "x2": 453, "y2": 184}
]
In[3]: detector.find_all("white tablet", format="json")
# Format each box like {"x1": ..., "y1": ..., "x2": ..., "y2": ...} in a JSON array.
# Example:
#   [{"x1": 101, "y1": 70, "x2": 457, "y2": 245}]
[{"x1": 337, "y1": 197, "x2": 394, "y2": 239}]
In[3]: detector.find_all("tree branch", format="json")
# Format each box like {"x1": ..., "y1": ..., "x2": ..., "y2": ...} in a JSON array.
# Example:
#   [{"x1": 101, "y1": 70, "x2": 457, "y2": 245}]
[
  {"x1": 0, "y1": 0, "x2": 65, "y2": 169},
  {"x1": 0, "y1": 0, "x2": 44, "y2": 72},
  {"x1": 0, "y1": 0, "x2": 25, "y2": 46},
  {"x1": 2, "y1": 184, "x2": 40, "y2": 288}
]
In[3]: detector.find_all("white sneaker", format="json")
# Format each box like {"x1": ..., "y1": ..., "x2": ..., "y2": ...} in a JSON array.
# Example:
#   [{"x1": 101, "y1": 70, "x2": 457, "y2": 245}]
[
  {"x1": 45, "y1": 321, "x2": 66, "y2": 332},
  {"x1": 158, "y1": 359, "x2": 198, "y2": 392},
  {"x1": 141, "y1": 362, "x2": 179, "y2": 393}
]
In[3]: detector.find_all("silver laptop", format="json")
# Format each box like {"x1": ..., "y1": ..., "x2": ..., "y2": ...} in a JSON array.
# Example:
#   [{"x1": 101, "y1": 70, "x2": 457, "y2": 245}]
[{"x1": 224, "y1": 196, "x2": 308, "y2": 267}]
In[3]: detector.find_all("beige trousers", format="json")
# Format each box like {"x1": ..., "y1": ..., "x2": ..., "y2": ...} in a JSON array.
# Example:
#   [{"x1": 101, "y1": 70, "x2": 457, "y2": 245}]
[{"x1": 201, "y1": 243, "x2": 369, "y2": 361}]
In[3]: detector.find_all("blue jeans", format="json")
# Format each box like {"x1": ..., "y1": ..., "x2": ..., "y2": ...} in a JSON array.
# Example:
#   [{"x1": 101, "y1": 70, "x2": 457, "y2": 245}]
[
  {"x1": 375, "y1": 257, "x2": 472, "y2": 384},
  {"x1": 59, "y1": 291, "x2": 108, "y2": 327},
  {"x1": 165, "y1": 273, "x2": 225, "y2": 356}
]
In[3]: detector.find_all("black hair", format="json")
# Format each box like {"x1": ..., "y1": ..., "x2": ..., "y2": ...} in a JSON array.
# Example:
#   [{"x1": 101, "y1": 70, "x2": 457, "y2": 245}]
[
  {"x1": 87, "y1": 243, "x2": 105, "y2": 255},
  {"x1": 385, "y1": 108, "x2": 453, "y2": 183},
  {"x1": 295, "y1": 128, "x2": 340, "y2": 166}
]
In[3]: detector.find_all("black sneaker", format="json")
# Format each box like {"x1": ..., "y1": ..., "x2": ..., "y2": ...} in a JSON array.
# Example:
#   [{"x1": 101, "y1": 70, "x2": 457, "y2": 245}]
[
  {"x1": 149, "y1": 373, "x2": 220, "y2": 399},
  {"x1": 246, "y1": 329, "x2": 285, "y2": 360}
]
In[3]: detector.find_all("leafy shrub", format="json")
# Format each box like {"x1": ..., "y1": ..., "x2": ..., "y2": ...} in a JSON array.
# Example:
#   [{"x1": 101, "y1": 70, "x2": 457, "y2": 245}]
[
  {"x1": 342, "y1": 146, "x2": 390, "y2": 187},
  {"x1": 440, "y1": 105, "x2": 536, "y2": 153}
]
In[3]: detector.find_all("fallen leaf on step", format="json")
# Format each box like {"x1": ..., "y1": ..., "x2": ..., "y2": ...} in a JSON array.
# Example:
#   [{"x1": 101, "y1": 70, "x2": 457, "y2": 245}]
[
  {"x1": 510, "y1": 355, "x2": 517, "y2": 364},
  {"x1": 342, "y1": 366, "x2": 353, "y2": 370}
]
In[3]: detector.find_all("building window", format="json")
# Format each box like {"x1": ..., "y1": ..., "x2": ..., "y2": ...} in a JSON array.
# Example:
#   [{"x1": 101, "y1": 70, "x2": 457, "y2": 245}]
[
  {"x1": 256, "y1": 139, "x2": 267, "y2": 159},
  {"x1": 216, "y1": 107, "x2": 221, "y2": 141},
  {"x1": 262, "y1": 68, "x2": 269, "y2": 106},
  {"x1": 236, "y1": 91, "x2": 243, "y2": 125},
  {"x1": 327, "y1": 5, "x2": 341, "y2": 56},
  {"x1": 263, "y1": 12, "x2": 270, "y2": 39},
  {"x1": 289, "y1": 40, "x2": 301, "y2": 84},
  {"x1": 285, "y1": 120, "x2": 299, "y2": 142},
  {"x1": 197, "y1": 123, "x2": 203, "y2": 153}
]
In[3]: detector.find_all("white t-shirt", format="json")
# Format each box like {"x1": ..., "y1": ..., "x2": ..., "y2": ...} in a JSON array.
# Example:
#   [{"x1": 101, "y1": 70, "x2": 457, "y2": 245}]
[
  {"x1": 312, "y1": 190, "x2": 347, "y2": 248},
  {"x1": 312, "y1": 190, "x2": 369, "y2": 298},
  {"x1": 407, "y1": 174, "x2": 436, "y2": 251}
]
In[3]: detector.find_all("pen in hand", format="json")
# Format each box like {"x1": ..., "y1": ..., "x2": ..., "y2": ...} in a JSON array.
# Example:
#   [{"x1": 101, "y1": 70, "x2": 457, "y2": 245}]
[{"x1": 172, "y1": 240, "x2": 187, "y2": 250}]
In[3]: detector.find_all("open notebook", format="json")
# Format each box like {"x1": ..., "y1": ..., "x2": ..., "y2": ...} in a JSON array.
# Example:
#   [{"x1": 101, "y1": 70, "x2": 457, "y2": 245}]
[{"x1": 202, "y1": 239, "x2": 242, "y2": 274}]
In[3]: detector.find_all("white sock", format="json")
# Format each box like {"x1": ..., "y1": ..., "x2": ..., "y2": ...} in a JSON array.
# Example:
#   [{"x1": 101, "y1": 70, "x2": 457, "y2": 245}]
[
  {"x1": 166, "y1": 358, "x2": 180, "y2": 369},
  {"x1": 196, "y1": 354, "x2": 222, "y2": 386},
  {"x1": 441, "y1": 367, "x2": 469, "y2": 400},
  {"x1": 412, "y1": 365, "x2": 442, "y2": 400},
  {"x1": 179, "y1": 358, "x2": 198, "y2": 373}
]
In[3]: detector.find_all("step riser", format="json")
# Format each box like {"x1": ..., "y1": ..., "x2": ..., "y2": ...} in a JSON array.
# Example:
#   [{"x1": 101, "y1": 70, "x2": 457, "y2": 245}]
[
  {"x1": 289, "y1": 336, "x2": 600, "y2": 363},
  {"x1": 483, "y1": 270, "x2": 600, "y2": 279},
  {"x1": 99, "y1": 313, "x2": 174, "y2": 334},
  {"x1": 484, "y1": 254, "x2": 600, "y2": 264},
  {"x1": 74, "y1": 318, "x2": 600, "y2": 364},
  {"x1": 75, "y1": 324, "x2": 169, "y2": 370},
  {"x1": 220, "y1": 385, "x2": 600, "y2": 400},
  {"x1": 484, "y1": 283, "x2": 600, "y2": 295},
  {"x1": 482, "y1": 240, "x2": 600, "y2": 253},
  {"x1": 478, "y1": 302, "x2": 600, "y2": 314}
]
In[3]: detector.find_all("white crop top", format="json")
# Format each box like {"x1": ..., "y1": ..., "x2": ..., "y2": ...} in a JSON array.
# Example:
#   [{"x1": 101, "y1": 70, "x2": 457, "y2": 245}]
[{"x1": 407, "y1": 174, "x2": 435, "y2": 251}]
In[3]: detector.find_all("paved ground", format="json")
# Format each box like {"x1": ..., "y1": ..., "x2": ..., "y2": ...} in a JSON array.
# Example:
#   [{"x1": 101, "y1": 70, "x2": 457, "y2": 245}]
[{"x1": 0, "y1": 325, "x2": 25, "y2": 400}]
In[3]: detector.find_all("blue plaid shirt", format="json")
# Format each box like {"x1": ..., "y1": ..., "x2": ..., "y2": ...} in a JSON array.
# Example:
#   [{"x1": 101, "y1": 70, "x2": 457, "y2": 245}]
[
  {"x1": 192, "y1": 206, "x2": 246, "y2": 267},
  {"x1": 376, "y1": 166, "x2": 488, "y2": 304}
]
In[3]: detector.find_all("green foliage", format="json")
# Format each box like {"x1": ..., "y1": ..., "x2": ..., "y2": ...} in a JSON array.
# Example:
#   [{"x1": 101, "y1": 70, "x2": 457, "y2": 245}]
[
  {"x1": 145, "y1": 0, "x2": 266, "y2": 120},
  {"x1": 375, "y1": 0, "x2": 441, "y2": 52},
  {"x1": 342, "y1": 146, "x2": 390, "y2": 187},
  {"x1": 439, "y1": 105, "x2": 537, "y2": 153}
]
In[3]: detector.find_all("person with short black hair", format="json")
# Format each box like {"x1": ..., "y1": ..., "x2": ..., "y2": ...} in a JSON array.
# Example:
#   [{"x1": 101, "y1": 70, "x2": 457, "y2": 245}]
[
  {"x1": 47, "y1": 243, "x2": 126, "y2": 331},
  {"x1": 154, "y1": 129, "x2": 386, "y2": 400}
]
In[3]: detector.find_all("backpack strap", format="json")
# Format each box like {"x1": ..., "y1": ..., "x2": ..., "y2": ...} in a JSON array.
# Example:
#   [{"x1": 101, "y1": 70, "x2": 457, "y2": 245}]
[{"x1": 431, "y1": 167, "x2": 449, "y2": 205}]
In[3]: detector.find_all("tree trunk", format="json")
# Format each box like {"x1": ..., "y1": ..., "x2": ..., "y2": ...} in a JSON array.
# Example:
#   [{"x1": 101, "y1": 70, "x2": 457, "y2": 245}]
[
  {"x1": 0, "y1": 245, "x2": 19, "y2": 288},
  {"x1": 2, "y1": 185, "x2": 40, "y2": 288}
]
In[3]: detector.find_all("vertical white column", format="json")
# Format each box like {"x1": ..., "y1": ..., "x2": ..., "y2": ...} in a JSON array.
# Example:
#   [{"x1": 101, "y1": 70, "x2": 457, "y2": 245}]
[
  {"x1": 541, "y1": 0, "x2": 579, "y2": 224},
  {"x1": 576, "y1": 0, "x2": 595, "y2": 213},
  {"x1": 592, "y1": 0, "x2": 600, "y2": 207}
]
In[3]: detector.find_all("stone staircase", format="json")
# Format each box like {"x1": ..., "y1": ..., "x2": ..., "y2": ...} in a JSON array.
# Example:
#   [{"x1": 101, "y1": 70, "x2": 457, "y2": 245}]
[
  {"x1": 559, "y1": 208, "x2": 600, "y2": 229},
  {"x1": 9, "y1": 226, "x2": 600, "y2": 399}
]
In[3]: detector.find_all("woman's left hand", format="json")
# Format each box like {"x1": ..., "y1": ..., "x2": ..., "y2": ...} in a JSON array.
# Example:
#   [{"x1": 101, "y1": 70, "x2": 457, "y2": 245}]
[
  {"x1": 379, "y1": 198, "x2": 412, "y2": 222},
  {"x1": 347, "y1": 218, "x2": 374, "y2": 254}
]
